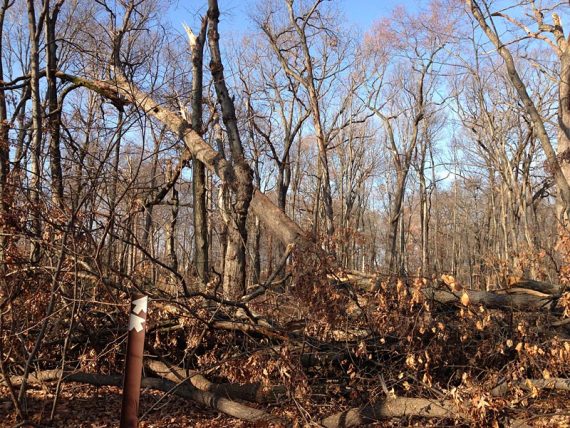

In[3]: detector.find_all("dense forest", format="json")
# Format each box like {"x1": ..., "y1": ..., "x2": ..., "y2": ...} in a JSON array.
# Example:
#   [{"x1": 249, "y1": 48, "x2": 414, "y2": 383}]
[{"x1": 0, "y1": 0, "x2": 569, "y2": 426}]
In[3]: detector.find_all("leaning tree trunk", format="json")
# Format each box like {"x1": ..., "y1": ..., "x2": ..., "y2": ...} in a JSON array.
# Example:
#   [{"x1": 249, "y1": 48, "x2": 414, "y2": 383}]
[
  {"x1": 467, "y1": 0, "x2": 570, "y2": 226},
  {"x1": 53, "y1": 73, "x2": 305, "y2": 250},
  {"x1": 558, "y1": 49, "x2": 570, "y2": 252}
]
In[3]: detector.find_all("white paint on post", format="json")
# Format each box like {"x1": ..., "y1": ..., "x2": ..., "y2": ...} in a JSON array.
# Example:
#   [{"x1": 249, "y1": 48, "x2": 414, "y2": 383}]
[
  {"x1": 121, "y1": 293, "x2": 149, "y2": 427},
  {"x1": 131, "y1": 296, "x2": 148, "y2": 315},
  {"x1": 128, "y1": 314, "x2": 146, "y2": 332},
  {"x1": 128, "y1": 296, "x2": 148, "y2": 332}
]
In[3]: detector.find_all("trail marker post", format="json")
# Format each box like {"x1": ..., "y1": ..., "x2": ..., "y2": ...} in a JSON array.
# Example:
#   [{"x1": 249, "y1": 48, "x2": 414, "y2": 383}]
[{"x1": 120, "y1": 293, "x2": 148, "y2": 427}]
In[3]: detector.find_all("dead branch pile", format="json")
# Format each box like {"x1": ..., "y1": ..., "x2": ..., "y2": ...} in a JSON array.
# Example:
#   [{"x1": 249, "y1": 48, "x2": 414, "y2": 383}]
[{"x1": 2, "y1": 250, "x2": 569, "y2": 427}]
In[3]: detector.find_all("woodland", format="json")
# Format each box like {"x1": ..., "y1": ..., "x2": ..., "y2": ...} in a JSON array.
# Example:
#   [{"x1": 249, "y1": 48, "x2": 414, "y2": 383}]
[{"x1": 0, "y1": 0, "x2": 569, "y2": 426}]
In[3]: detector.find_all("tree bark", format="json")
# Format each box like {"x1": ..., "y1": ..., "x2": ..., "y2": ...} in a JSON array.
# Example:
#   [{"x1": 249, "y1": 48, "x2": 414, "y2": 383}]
[
  {"x1": 491, "y1": 378, "x2": 570, "y2": 397},
  {"x1": 207, "y1": 0, "x2": 253, "y2": 300},
  {"x1": 146, "y1": 359, "x2": 285, "y2": 404},
  {"x1": 2, "y1": 370, "x2": 287, "y2": 425},
  {"x1": 44, "y1": 0, "x2": 64, "y2": 208},
  {"x1": 423, "y1": 287, "x2": 555, "y2": 312},
  {"x1": 320, "y1": 397, "x2": 464, "y2": 427},
  {"x1": 165, "y1": 160, "x2": 179, "y2": 276},
  {"x1": 26, "y1": 0, "x2": 43, "y2": 263},
  {"x1": 0, "y1": 0, "x2": 12, "y2": 269},
  {"x1": 185, "y1": 18, "x2": 209, "y2": 286}
]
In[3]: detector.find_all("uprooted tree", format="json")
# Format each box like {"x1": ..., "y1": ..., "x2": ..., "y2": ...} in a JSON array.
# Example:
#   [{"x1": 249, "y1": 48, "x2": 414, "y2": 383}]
[{"x1": 0, "y1": 0, "x2": 569, "y2": 426}]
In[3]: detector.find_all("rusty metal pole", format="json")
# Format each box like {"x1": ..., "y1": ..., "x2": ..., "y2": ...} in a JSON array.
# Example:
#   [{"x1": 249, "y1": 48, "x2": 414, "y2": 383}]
[{"x1": 120, "y1": 293, "x2": 148, "y2": 428}]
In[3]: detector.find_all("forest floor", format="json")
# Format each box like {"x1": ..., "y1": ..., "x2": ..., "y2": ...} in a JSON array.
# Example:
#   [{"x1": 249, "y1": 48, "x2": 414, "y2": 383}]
[
  {"x1": 1, "y1": 383, "x2": 569, "y2": 427},
  {"x1": 2, "y1": 269, "x2": 570, "y2": 427},
  {"x1": 0, "y1": 384, "x2": 225, "y2": 427}
]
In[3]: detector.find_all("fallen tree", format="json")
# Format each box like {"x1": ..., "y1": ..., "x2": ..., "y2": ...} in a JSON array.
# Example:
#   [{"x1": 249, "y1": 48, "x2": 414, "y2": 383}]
[
  {"x1": 343, "y1": 271, "x2": 560, "y2": 312},
  {"x1": 2, "y1": 368, "x2": 480, "y2": 426},
  {"x1": 54, "y1": 71, "x2": 307, "y2": 250},
  {"x1": 491, "y1": 378, "x2": 570, "y2": 397},
  {"x1": 2, "y1": 370, "x2": 288, "y2": 425},
  {"x1": 423, "y1": 288, "x2": 556, "y2": 311},
  {"x1": 506, "y1": 279, "x2": 566, "y2": 296},
  {"x1": 319, "y1": 397, "x2": 466, "y2": 427},
  {"x1": 145, "y1": 359, "x2": 286, "y2": 404}
]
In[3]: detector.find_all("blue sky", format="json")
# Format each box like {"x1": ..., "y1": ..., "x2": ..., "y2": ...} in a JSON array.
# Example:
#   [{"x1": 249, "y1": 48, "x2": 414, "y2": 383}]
[
  {"x1": 170, "y1": 0, "x2": 428, "y2": 35},
  {"x1": 341, "y1": 0, "x2": 425, "y2": 26}
]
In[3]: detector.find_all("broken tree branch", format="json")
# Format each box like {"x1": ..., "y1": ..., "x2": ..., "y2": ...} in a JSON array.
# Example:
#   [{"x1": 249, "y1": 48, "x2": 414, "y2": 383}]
[{"x1": 54, "y1": 71, "x2": 306, "y2": 249}]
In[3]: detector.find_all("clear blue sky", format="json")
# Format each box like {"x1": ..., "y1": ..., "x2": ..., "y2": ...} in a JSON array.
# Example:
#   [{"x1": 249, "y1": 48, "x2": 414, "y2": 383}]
[
  {"x1": 341, "y1": 0, "x2": 425, "y2": 27},
  {"x1": 170, "y1": 1, "x2": 427, "y2": 35}
]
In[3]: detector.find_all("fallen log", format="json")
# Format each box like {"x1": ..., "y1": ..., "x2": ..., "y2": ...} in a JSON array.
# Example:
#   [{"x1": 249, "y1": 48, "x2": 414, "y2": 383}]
[
  {"x1": 508, "y1": 279, "x2": 565, "y2": 296},
  {"x1": 342, "y1": 273, "x2": 560, "y2": 312},
  {"x1": 497, "y1": 287, "x2": 551, "y2": 298},
  {"x1": 145, "y1": 359, "x2": 286, "y2": 404},
  {"x1": 491, "y1": 378, "x2": 570, "y2": 397},
  {"x1": 423, "y1": 288, "x2": 555, "y2": 311},
  {"x1": 2, "y1": 370, "x2": 288, "y2": 425},
  {"x1": 319, "y1": 397, "x2": 466, "y2": 427},
  {"x1": 3, "y1": 369, "x2": 64, "y2": 386}
]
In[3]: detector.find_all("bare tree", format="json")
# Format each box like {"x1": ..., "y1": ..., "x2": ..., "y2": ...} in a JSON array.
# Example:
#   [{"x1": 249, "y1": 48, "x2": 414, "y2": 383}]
[
  {"x1": 237, "y1": 34, "x2": 310, "y2": 270},
  {"x1": 26, "y1": 0, "x2": 43, "y2": 263},
  {"x1": 362, "y1": 6, "x2": 448, "y2": 274},
  {"x1": 0, "y1": 0, "x2": 12, "y2": 269},
  {"x1": 207, "y1": 0, "x2": 254, "y2": 300},
  {"x1": 45, "y1": 0, "x2": 65, "y2": 208},
  {"x1": 465, "y1": 0, "x2": 570, "y2": 227},
  {"x1": 184, "y1": 16, "x2": 209, "y2": 286},
  {"x1": 258, "y1": 0, "x2": 354, "y2": 242}
]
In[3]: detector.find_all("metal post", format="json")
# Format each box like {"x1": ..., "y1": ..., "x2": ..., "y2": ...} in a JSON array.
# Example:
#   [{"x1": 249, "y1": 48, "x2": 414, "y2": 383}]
[{"x1": 120, "y1": 293, "x2": 148, "y2": 428}]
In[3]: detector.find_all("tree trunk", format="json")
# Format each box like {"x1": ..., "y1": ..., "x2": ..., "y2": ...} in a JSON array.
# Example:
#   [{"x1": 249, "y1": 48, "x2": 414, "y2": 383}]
[
  {"x1": 186, "y1": 18, "x2": 209, "y2": 286},
  {"x1": 274, "y1": 162, "x2": 290, "y2": 270},
  {"x1": 26, "y1": 0, "x2": 42, "y2": 263},
  {"x1": 388, "y1": 174, "x2": 406, "y2": 274},
  {"x1": 251, "y1": 215, "x2": 261, "y2": 284},
  {"x1": 467, "y1": 0, "x2": 570, "y2": 225},
  {"x1": 313, "y1": 117, "x2": 335, "y2": 239},
  {"x1": 4, "y1": 370, "x2": 287, "y2": 425},
  {"x1": 106, "y1": 110, "x2": 123, "y2": 269},
  {"x1": 560, "y1": 52, "x2": 570, "y2": 218},
  {"x1": 142, "y1": 131, "x2": 160, "y2": 250},
  {"x1": 0, "y1": 0, "x2": 11, "y2": 269},
  {"x1": 207, "y1": 0, "x2": 253, "y2": 300},
  {"x1": 320, "y1": 397, "x2": 463, "y2": 427},
  {"x1": 45, "y1": 0, "x2": 64, "y2": 208},
  {"x1": 165, "y1": 160, "x2": 179, "y2": 276}
]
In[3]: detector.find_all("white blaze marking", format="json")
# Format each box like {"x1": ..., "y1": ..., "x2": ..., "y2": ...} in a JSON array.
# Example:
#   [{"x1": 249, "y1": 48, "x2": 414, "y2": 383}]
[
  {"x1": 129, "y1": 314, "x2": 145, "y2": 332},
  {"x1": 132, "y1": 296, "x2": 148, "y2": 315}
]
